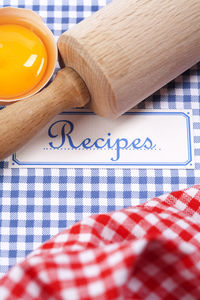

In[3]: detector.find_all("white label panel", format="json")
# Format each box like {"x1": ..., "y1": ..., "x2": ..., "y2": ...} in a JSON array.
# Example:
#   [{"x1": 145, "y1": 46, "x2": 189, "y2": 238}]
[{"x1": 9, "y1": 110, "x2": 194, "y2": 169}]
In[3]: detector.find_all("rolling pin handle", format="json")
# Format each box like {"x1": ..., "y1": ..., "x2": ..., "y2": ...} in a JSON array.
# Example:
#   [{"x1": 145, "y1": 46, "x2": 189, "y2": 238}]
[{"x1": 0, "y1": 67, "x2": 90, "y2": 160}]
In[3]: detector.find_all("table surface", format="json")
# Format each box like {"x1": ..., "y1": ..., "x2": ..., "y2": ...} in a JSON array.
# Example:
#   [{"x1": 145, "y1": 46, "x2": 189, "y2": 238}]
[{"x1": 0, "y1": 0, "x2": 200, "y2": 278}]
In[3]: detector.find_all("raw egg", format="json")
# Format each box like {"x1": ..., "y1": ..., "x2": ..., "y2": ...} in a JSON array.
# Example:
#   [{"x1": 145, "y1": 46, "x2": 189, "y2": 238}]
[{"x1": 0, "y1": 24, "x2": 48, "y2": 99}]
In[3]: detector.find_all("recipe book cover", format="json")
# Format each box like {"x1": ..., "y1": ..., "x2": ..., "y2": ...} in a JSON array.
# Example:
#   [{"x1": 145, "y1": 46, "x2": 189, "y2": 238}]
[{"x1": 9, "y1": 109, "x2": 194, "y2": 169}]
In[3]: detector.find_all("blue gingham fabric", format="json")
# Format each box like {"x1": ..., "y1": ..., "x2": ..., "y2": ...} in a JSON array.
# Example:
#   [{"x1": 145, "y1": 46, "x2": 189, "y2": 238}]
[{"x1": 0, "y1": 0, "x2": 200, "y2": 278}]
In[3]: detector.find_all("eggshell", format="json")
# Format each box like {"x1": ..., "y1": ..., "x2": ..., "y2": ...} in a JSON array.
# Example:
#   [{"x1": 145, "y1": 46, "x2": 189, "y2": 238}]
[{"x1": 0, "y1": 7, "x2": 57, "y2": 105}]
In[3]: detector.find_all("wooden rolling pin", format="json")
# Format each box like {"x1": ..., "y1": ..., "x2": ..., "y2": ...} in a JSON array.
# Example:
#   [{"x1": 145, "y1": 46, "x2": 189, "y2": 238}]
[{"x1": 0, "y1": 0, "x2": 200, "y2": 160}]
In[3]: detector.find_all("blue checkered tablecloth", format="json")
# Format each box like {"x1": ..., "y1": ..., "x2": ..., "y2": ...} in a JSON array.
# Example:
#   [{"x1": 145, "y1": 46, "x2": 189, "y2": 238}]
[{"x1": 0, "y1": 0, "x2": 200, "y2": 278}]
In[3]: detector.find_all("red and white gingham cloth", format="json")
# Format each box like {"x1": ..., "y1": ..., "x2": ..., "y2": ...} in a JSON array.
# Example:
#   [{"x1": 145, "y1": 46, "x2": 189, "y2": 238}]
[{"x1": 0, "y1": 185, "x2": 200, "y2": 299}]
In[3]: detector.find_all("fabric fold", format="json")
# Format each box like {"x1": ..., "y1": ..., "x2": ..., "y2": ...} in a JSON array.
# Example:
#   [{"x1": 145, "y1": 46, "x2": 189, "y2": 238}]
[{"x1": 0, "y1": 185, "x2": 200, "y2": 299}]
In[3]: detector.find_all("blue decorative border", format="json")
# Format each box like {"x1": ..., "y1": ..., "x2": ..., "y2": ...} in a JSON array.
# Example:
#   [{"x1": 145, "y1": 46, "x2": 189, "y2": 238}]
[{"x1": 12, "y1": 111, "x2": 193, "y2": 167}]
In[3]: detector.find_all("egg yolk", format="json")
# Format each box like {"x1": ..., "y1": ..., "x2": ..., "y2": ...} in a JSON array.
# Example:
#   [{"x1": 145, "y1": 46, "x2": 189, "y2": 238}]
[{"x1": 0, "y1": 24, "x2": 47, "y2": 99}]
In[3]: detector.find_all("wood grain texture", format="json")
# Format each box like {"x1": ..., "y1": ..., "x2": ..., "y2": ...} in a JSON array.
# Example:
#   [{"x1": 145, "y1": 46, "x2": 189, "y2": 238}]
[
  {"x1": 0, "y1": 68, "x2": 90, "y2": 160},
  {"x1": 58, "y1": 0, "x2": 200, "y2": 118}
]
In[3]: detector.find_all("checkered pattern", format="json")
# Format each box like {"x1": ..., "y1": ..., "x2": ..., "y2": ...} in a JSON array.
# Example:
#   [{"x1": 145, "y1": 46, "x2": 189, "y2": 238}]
[
  {"x1": 1, "y1": 0, "x2": 200, "y2": 280},
  {"x1": 0, "y1": 185, "x2": 200, "y2": 299},
  {"x1": 1, "y1": 0, "x2": 112, "y2": 36}
]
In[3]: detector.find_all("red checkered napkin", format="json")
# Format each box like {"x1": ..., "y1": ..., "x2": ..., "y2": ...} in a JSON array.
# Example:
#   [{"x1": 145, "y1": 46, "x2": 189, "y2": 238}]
[{"x1": 0, "y1": 185, "x2": 200, "y2": 300}]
